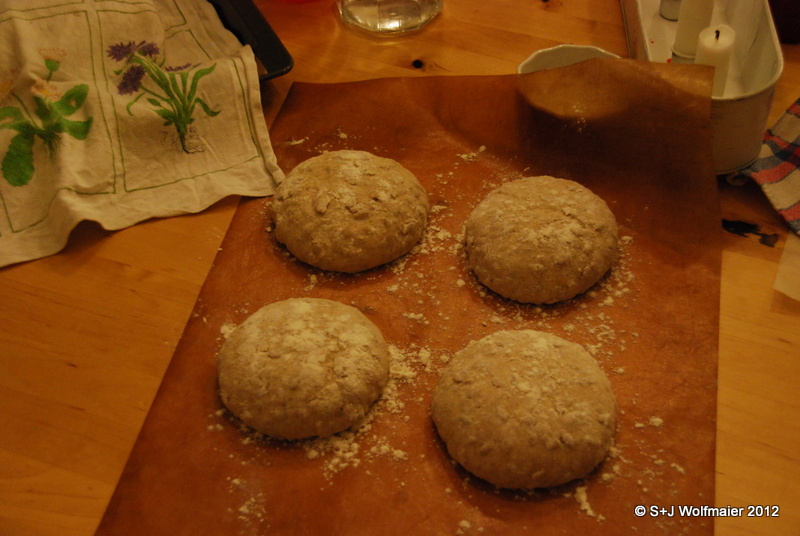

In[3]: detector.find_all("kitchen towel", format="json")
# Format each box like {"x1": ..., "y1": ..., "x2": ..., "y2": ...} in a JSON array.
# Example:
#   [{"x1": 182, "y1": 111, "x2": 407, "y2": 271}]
[
  {"x1": 738, "y1": 97, "x2": 800, "y2": 235},
  {"x1": 0, "y1": 0, "x2": 283, "y2": 267}
]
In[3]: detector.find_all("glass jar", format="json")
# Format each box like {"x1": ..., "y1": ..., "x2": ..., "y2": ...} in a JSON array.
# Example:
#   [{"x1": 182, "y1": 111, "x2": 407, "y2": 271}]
[{"x1": 337, "y1": 0, "x2": 443, "y2": 35}]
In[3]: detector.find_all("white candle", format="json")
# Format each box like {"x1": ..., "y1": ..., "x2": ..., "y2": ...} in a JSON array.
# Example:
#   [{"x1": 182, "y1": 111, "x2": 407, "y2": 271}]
[
  {"x1": 695, "y1": 24, "x2": 735, "y2": 97},
  {"x1": 671, "y1": 0, "x2": 714, "y2": 58}
]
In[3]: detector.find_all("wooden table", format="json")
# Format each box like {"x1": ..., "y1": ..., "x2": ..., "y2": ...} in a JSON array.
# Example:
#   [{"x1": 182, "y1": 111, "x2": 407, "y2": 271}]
[{"x1": 0, "y1": 1, "x2": 797, "y2": 535}]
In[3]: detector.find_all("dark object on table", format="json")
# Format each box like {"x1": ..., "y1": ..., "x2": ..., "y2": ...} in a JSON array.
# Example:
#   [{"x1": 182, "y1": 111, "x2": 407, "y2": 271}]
[
  {"x1": 208, "y1": 0, "x2": 294, "y2": 80},
  {"x1": 769, "y1": 0, "x2": 799, "y2": 44}
]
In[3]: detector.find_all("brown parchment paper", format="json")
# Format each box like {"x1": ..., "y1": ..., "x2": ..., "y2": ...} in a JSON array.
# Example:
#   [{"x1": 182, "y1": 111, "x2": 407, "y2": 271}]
[{"x1": 97, "y1": 60, "x2": 720, "y2": 536}]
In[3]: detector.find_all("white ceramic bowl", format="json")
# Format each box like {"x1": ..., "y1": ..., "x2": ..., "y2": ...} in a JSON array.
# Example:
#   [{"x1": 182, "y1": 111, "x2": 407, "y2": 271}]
[{"x1": 517, "y1": 45, "x2": 620, "y2": 74}]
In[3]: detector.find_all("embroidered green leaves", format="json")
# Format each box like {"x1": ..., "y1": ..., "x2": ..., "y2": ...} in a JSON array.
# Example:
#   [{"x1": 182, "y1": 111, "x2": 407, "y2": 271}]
[
  {"x1": 0, "y1": 49, "x2": 93, "y2": 187},
  {"x1": 107, "y1": 41, "x2": 219, "y2": 153}
]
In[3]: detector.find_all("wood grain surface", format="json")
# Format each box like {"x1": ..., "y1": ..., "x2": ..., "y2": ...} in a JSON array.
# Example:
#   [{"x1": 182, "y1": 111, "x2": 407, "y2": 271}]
[{"x1": 1, "y1": 1, "x2": 798, "y2": 535}]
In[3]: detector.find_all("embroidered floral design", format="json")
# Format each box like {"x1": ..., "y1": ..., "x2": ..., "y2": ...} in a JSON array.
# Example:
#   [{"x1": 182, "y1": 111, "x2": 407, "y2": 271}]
[
  {"x1": 0, "y1": 49, "x2": 93, "y2": 187},
  {"x1": 40, "y1": 48, "x2": 67, "y2": 75},
  {"x1": 107, "y1": 40, "x2": 219, "y2": 153}
]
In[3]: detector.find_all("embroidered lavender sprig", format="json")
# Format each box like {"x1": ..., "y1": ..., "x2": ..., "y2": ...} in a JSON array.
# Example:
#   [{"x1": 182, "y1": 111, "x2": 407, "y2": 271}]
[{"x1": 107, "y1": 40, "x2": 219, "y2": 153}]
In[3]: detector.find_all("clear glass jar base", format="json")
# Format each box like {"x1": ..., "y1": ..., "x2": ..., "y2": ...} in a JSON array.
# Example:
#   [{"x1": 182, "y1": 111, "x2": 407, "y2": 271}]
[{"x1": 338, "y1": 0, "x2": 442, "y2": 34}]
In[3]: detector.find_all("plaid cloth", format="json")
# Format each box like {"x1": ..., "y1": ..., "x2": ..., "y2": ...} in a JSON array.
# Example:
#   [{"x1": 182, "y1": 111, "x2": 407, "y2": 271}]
[{"x1": 738, "y1": 98, "x2": 800, "y2": 235}]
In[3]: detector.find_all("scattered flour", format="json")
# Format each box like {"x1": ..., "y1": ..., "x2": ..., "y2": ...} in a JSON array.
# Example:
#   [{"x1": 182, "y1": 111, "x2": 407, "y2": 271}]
[
  {"x1": 207, "y1": 136, "x2": 688, "y2": 532},
  {"x1": 573, "y1": 485, "x2": 600, "y2": 519},
  {"x1": 211, "y1": 342, "x2": 447, "y2": 482},
  {"x1": 457, "y1": 145, "x2": 487, "y2": 162}
]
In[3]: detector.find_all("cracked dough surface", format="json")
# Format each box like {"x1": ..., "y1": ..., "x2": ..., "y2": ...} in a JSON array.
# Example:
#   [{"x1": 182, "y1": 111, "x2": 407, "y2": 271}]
[
  {"x1": 271, "y1": 150, "x2": 430, "y2": 273},
  {"x1": 217, "y1": 298, "x2": 390, "y2": 440},
  {"x1": 431, "y1": 330, "x2": 616, "y2": 489},
  {"x1": 464, "y1": 176, "x2": 618, "y2": 304}
]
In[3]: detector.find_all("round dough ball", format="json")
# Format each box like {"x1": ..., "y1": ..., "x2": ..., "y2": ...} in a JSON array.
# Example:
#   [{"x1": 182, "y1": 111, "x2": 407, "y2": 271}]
[
  {"x1": 271, "y1": 150, "x2": 430, "y2": 273},
  {"x1": 217, "y1": 298, "x2": 390, "y2": 440},
  {"x1": 464, "y1": 176, "x2": 618, "y2": 304},
  {"x1": 431, "y1": 330, "x2": 616, "y2": 489}
]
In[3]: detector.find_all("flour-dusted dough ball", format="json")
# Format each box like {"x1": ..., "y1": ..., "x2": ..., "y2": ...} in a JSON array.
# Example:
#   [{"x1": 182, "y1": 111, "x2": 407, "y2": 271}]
[
  {"x1": 431, "y1": 330, "x2": 616, "y2": 489},
  {"x1": 271, "y1": 150, "x2": 430, "y2": 273},
  {"x1": 464, "y1": 176, "x2": 618, "y2": 304},
  {"x1": 217, "y1": 298, "x2": 390, "y2": 440}
]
